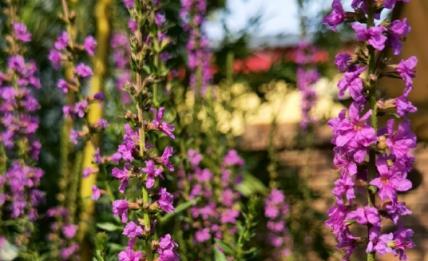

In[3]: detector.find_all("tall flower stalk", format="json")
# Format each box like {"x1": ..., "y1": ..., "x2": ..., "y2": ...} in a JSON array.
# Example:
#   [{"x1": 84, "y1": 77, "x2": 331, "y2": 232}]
[
  {"x1": 106, "y1": 1, "x2": 178, "y2": 260},
  {"x1": 325, "y1": 1, "x2": 416, "y2": 260},
  {"x1": 47, "y1": 0, "x2": 102, "y2": 258},
  {"x1": 0, "y1": 1, "x2": 44, "y2": 254}
]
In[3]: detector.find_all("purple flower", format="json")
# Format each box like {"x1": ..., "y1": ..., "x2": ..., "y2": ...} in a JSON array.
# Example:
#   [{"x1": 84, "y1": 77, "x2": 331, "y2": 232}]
[
  {"x1": 57, "y1": 79, "x2": 69, "y2": 93},
  {"x1": 220, "y1": 209, "x2": 239, "y2": 224},
  {"x1": 112, "y1": 167, "x2": 130, "y2": 193},
  {"x1": 187, "y1": 149, "x2": 202, "y2": 167},
  {"x1": 74, "y1": 100, "x2": 88, "y2": 118},
  {"x1": 60, "y1": 243, "x2": 79, "y2": 260},
  {"x1": 122, "y1": 0, "x2": 134, "y2": 9},
  {"x1": 396, "y1": 56, "x2": 417, "y2": 95},
  {"x1": 123, "y1": 221, "x2": 144, "y2": 239},
  {"x1": 335, "y1": 53, "x2": 352, "y2": 72},
  {"x1": 195, "y1": 228, "x2": 211, "y2": 242},
  {"x1": 160, "y1": 146, "x2": 174, "y2": 171},
  {"x1": 48, "y1": 49, "x2": 62, "y2": 69},
  {"x1": 92, "y1": 185, "x2": 101, "y2": 200},
  {"x1": 324, "y1": 0, "x2": 345, "y2": 30},
  {"x1": 352, "y1": 23, "x2": 387, "y2": 51},
  {"x1": 112, "y1": 199, "x2": 129, "y2": 223},
  {"x1": 157, "y1": 188, "x2": 174, "y2": 213},
  {"x1": 118, "y1": 247, "x2": 143, "y2": 261},
  {"x1": 157, "y1": 234, "x2": 179, "y2": 261},
  {"x1": 389, "y1": 19, "x2": 411, "y2": 55},
  {"x1": 374, "y1": 229, "x2": 414, "y2": 260},
  {"x1": 82, "y1": 167, "x2": 95, "y2": 178},
  {"x1": 151, "y1": 107, "x2": 175, "y2": 139},
  {"x1": 142, "y1": 160, "x2": 163, "y2": 189},
  {"x1": 13, "y1": 22, "x2": 31, "y2": 42},
  {"x1": 62, "y1": 224, "x2": 77, "y2": 239},
  {"x1": 337, "y1": 66, "x2": 366, "y2": 102},
  {"x1": 128, "y1": 19, "x2": 138, "y2": 32},
  {"x1": 54, "y1": 31, "x2": 70, "y2": 50},
  {"x1": 75, "y1": 63, "x2": 93, "y2": 78},
  {"x1": 370, "y1": 157, "x2": 412, "y2": 201},
  {"x1": 83, "y1": 36, "x2": 97, "y2": 56},
  {"x1": 346, "y1": 207, "x2": 380, "y2": 226},
  {"x1": 395, "y1": 96, "x2": 417, "y2": 116},
  {"x1": 223, "y1": 149, "x2": 244, "y2": 167}
]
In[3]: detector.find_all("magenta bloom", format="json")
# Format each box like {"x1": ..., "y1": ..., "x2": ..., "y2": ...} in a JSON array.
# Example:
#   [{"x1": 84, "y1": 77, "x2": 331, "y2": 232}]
[
  {"x1": 223, "y1": 149, "x2": 244, "y2": 167},
  {"x1": 195, "y1": 228, "x2": 211, "y2": 242},
  {"x1": 123, "y1": 221, "x2": 144, "y2": 239},
  {"x1": 118, "y1": 247, "x2": 143, "y2": 261},
  {"x1": 75, "y1": 63, "x2": 93, "y2": 78},
  {"x1": 335, "y1": 53, "x2": 352, "y2": 72},
  {"x1": 122, "y1": 0, "x2": 134, "y2": 9},
  {"x1": 62, "y1": 224, "x2": 77, "y2": 239},
  {"x1": 92, "y1": 185, "x2": 101, "y2": 200},
  {"x1": 13, "y1": 22, "x2": 32, "y2": 42},
  {"x1": 324, "y1": 0, "x2": 345, "y2": 30},
  {"x1": 160, "y1": 146, "x2": 174, "y2": 171},
  {"x1": 370, "y1": 157, "x2": 412, "y2": 201},
  {"x1": 112, "y1": 199, "x2": 129, "y2": 223},
  {"x1": 83, "y1": 36, "x2": 97, "y2": 56},
  {"x1": 151, "y1": 107, "x2": 175, "y2": 139},
  {"x1": 48, "y1": 49, "x2": 62, "y2": 69},
  {"x1": 57, "y1": 79, "x2": 69, "y2": 93},
  {"x1": 157, "y1": 234, "x2": 179, "y2": 261},
  {"x1": 142, "y1": 160, "x2": 163, "y2": 189},
  {"x1": 157, "y1": 188, "x2": 174, "y2": 213},
  {"x1": 112, "y1": 167, "x2": 130, "y2": 193},
  {"x1": 346, "y1": 207, "x2": 380, "y2": 226},
  {"x1": 54, "y1": 31, "x2": 70, "y2": 50},
  {"x1": 396, "y1": 56, "x2": 417, "y2": 95},
  {"x1": 337, "y1": 66, "x2": 366, "y2": 102},
  {"x1": 352, "y1": 23, "x2": 387, "y2": 51}
]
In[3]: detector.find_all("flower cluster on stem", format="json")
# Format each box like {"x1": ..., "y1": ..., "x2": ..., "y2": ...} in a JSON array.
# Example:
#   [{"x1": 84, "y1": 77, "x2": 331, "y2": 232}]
[
  {"x1": 0, "y1": 1, "x2": 44, "y2": 249},
  {"x1": 185, "y1": 149, "x2": 243, "y2": 254},
  {"x1": 295, "y1": 42, "x2": 320, "y2": 130},
  {"x1": 180, "y1": 0, "x2": 212, "y2": 95},
  {"x1": 325, "y1": 1, "x2": 416, "y2": 260},
  {"x1": 106, "y1": 1, "x2": 179, "y2": 260},
  {"x1": 47, "y1": 0, "x2": 101, "y2": 258}
]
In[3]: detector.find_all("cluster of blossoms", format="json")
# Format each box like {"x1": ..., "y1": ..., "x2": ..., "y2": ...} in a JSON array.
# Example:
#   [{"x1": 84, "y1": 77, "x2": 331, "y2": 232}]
[
  {"x1": 110, "y1": 32, "x2": 132, "y2": 104},
  {"x1": 295, "y1": 42, "x2": 320, "y2": 130},
  {"x1": 325, "y1": 0, "x2": 416, "y2": 260},
  {"x1": 0, "y1": 13, "x2": 44, "y2": 246},
  {"x1": 180, "y1": 0, "x2": 212, "y2": 94},
  {"x1": 264, "y1": 189, "x2": 290, "y2": 258},
  {"x1": 185, "y1": 149, "x2": 243, "y2": 249},
  {"x1": 105, "y1": 1, "x2": 179, "y2": 260},
  {"x1": 46, "y1": 2, "x2": 101, "y2": 258},
  {"x1": 49, "y1": 29, "x2": 104, "y2": 146}
]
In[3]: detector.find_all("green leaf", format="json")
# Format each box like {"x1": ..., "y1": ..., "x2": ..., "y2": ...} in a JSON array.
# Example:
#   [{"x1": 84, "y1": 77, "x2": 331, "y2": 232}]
[
  {"x1": 160, "y1": 197, "x2": 200, "y2": 224},
  {"x1": 214, "y1": 247, "x2": 228, "y2": 261},
  {"x1": 96, "y1": 222, "x2": 122, "y2": 232},
  {"x1": 237, "y1": 173, "x2": 267, "y2": 196}
]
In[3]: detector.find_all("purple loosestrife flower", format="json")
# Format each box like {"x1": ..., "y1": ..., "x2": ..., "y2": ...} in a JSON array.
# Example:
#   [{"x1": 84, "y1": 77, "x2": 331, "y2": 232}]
[
  {"x1": 92, "y1": 185, "x2": 101, "y2": 200},
  {"x1": 389, "y1": 19, "x2": 411, "y2": 55},
  {"x1": 396, "y1": 56, "x2": 417, "y2": 95},
  {"x1": 157, "y1": 234, "x2": 179, "y2": 261},
  {"x1": 122, "y1": 0, "x2": 134, "y2": 9},
  {"x1": 83, "y1": 36, "x2": 97, "y2": 56},
  {"x1": 112, "y1": 167, "x2": 130, "y2": 193},
  {"x1": 54, "y1": 31, "x2": 70, "y2": 50},
  {"x1": 113, "y1": 199, "x2": 129, "y2": 223},
  {"x1": 158, "y1": 188, "x2": 174, "y2": 213},
  {"x1": 75, "y1": 63, "x2": 93, "y2": 78},
  {"x1": 325, "y1": 0, "x2": 416, "y2": 259},
  {"x1": 265, "y1": 189, "x2": 289, "y2": 256},
  {"x1": 62, "y1": 224, "x2": 78, "y2": 239},
  {"x1": 335, "y1": 53, "x2": 352, "y2": 72},
  {"x1": 151, "y1": 107, "x2": 175, "y2": 139},
  {"x1": 337, "y1": 66, "x2": 366, "y2": 103},
  {"x1": 13, "y1": 22, "x2": 31, "y2": 42},
  {"x1": 118, "y1": 247, "x2": 143, "y2": 261},
  {"x1": 160, "y1": 146, "x2": 175, "y2": 171},
  {"x1": 352, "y1": 23, "x2": 387, "y2": 51},
  {"x1": 123, "y1": 221, "x2": 144, "y2": 239},
  {"x1": 143, "y1": 160, "x2": 163, "y2": 189},
  {"x1": 324, "y1": 0, "x2": 345, "y2": 30}
]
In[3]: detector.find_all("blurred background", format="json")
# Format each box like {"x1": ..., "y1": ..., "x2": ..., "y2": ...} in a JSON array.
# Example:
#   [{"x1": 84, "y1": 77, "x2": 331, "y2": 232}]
[{"x1": 1, "y1": 0, "x2": 428, "y2": 260}]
